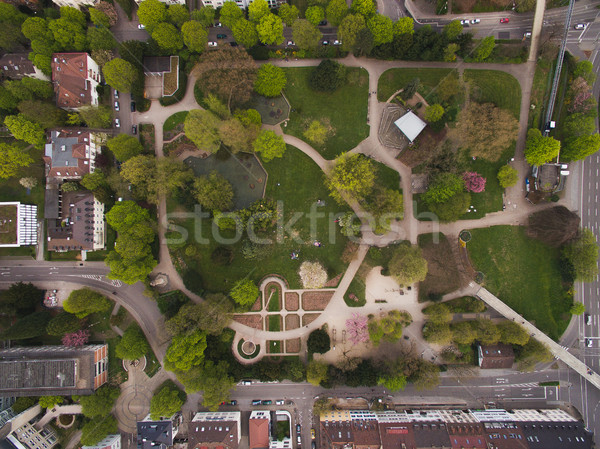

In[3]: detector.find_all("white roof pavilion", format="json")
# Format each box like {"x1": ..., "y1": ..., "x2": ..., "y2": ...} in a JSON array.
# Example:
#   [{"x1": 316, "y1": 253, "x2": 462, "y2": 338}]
[{"x1": 394, "y1": 111, "x2": 427, "y2": 142}]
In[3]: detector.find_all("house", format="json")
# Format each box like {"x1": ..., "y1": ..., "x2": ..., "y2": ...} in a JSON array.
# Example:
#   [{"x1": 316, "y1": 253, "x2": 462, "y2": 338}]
[
  {"x1": 0, "y1": 404, "x2": 58, "y2": 449},
  {"x1": 519, "y1": 422, "x2": 592, "y2": 449},
  {"x1": 378, "y1": 422, "x2": 416, "y2": 449},
  {"x1": 0, "y1": 345, "x2": 108, "y2": 397},
  {"x1": 249, "y1": 411, "x2": 270, "y2": 449},
  {"x1": 411, "y1": 423, "x2": 451, "y2": 449},
  {"x1": 319, "y1": 411, "x2": 381, "y2": 449},
  {"x1": 189, "y1": 412, "x2": 240, "y2": 449},
  {"x1": 142, "y1": 56, "x2": 179, "y2": 99},
  {"x1": 446, "y1": 423, "x2": 486, "y2": 449},
  {"x1": 135, "y1": 0, "x2": 185, "y2": 5},
  {"x1": 0, "y1": 54, "x2": 48, "y2": 81},
  {"x1": 269, "y1": 411, "x2": 292, "y2": 449},
  {"x1": 81, "y1": 434, "x2": 121, "y2": 449},
  {"x1": 481, "y1": 422, "x2": 526, "y2": 449},
  {"x1": 44, "y1": 129, "x2": 101, "y2": 182},
  {"x1": 45, "y1": 190, "x2": 105, "y2": 252},
  {"x1": 137, "y1": 414, "x2": 183, "y2": 449},
  {"x1": 477, "y1": 344, "x2": 515, "y2": 369},
  {"x1": 0, "y1": 202, "x2": 38, "y2": 248},
  {"x1": 51, "y1": 53, "x2": 100, "y2": 110},
  {"x1": 394, "y1": 111, "x2": 427, "y2": 143}
]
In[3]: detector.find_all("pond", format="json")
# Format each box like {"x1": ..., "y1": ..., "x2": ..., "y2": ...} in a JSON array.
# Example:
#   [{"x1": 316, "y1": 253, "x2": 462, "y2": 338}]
[{"x1": 184, "y1": 151, "x2": 267, "y2": 210}]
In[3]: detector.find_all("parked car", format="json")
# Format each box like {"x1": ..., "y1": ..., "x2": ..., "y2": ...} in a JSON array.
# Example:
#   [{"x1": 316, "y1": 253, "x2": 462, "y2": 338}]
[
  {"x1": 275, "y1": 399, "x2": 284, "y2": 405},
  {"x1": 261, "y1": 400, "x2": 272, "y2": 405},
  {"x1": 229, "y1": 42, "x2": 238, "y2": 46},
  {"x1": 217, "y1": 33, "x2": 227, "y2": 39},
  {"x1": 322, "y1": 40, "x2": 329, "y2": 45},
  {"x1": 229, "y1": 400, "x2": 238, "y2": 405},
  {"x1": 524, "y1": 31, "x2": 532, "y2": 38},
  {"x1": 575, "y1": 23, "x2": 586, "y2": 30},
  {"x1": 131, "y1": 124, "x2": 137, "y2": 135},
  {"x1": 471, "y1": 19, "x2": 480, "y2": 24},
  {"x1": 311, "y1": 429, "x2": 316, "y2": 439},
  {"x1": 296, "y1": 424, "x2": 301, "y2": 433},
  {"x1": 215, "y1": 22, "x2": 222, "y2": 27},
  {"x1": 297, "y1": 435, "x2": 302, "y2": 445},
  {"x1": 500, "y1": 18, "x2": 509, "y2": 23},
  {"x1": 311, "y1": 442, "x2": 316, "y2": 449},
  {"x1": 241, "y1": 380, "x2": 252, "y2": 385},
  {"x1": 114, "y1": 90, "x2": 119, "y2": 98},
  {"x1": 586, "y1": 313, "x2": 592, "y2": 325},
  {"x1": 138, "y1": 24, "x2": 146, "y2": 29},
  {"x1": 252, "y1": 399, "x2": 262, "y2": 405},
  {"x1": 114, "y1": 101, "x2": 119, "y2": 111},
  {"x1": 131, "y1": 101, "x2": 136, "y2": 112},
  {"x1": 318, "y1": 20, "x2": 327, "y2": 26},
  {"x1": 587, "y1": 338, "x2": 593, "y2": 347},
  {"x1": 114, "y1": 118, "x2": 120, "y2": 128},
  {"x1": 287, "y1": 40, "x2": 295, "y2": 46},
  {"x1": 333, "y1": 40, "x2": 342, "y2": 45},
  {"x1": 208, "y1": 41, "x2": 218, "y2": 47},
  {"x1": 460, "y1": 19, "x2": 469, "y2": 26}
]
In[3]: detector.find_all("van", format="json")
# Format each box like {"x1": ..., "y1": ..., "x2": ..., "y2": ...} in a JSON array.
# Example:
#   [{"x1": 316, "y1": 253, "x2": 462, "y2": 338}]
[{"x1": 586, "y1": 314, "x2": 592, "y2": 325}]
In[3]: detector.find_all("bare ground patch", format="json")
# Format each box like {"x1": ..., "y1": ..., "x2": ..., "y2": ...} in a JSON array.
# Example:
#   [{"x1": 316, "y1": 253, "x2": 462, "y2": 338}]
[
  {"x1": 285, "y1": 314, "x2": 300, "y2": 330},
  {"x1": 286, "y1": 338, "x2": 301, "y2": 353},
  {"x1": 302, "y1": 313, "x2": 320, "y2": 326},
  {"x1": 302, "y1": 291, "x2": 335, "y2": 311},
  {"x1": 251, "y1": 295, "x2": 262, "y2": 311},
  {"x1": 233, "y1": 315, "x2": 263, "y2": 330},
  {"x1": 324, "y1": 273, "x2": 343, "y2": 288},
  {"x1": 398, "y1": 127, "x2": 447, "y2": 168},
  {"x1": 285, "y1": 292, "x2": 299, "y2": 311},
  {"x1": 418, "y1": 233, "x2": 464, "y2": 302}
]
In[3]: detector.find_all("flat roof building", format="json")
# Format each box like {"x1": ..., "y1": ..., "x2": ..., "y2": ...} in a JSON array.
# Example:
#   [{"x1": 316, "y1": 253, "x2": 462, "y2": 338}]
[
  {"x1": 0, "y1": 345, "x2": 108, "y2": 397},
  {"x1": 189, "y1": 412, "x2": 240, "y2": 449},
  {"x1": 394, "y1": 111, "x2": 426, "y2": 143},
  {"x1": 0, "y1": 203, "x2": 37, "y2": 248},
  {"x1": 81, "y1": 434, "x2": 121, "y2": 449}
]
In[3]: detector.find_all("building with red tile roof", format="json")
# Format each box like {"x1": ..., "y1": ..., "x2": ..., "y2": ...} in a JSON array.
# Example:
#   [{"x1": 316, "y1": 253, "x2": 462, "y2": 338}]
[
  {"x1": 478, "y1": 344, "x2": 515, "y2": 369},
  {"x1": 249, "y1": 411, "x2": 270, "y2": 449},
  {"x1": 51, "y1": 53, "x2": 100, "y2": 110}
]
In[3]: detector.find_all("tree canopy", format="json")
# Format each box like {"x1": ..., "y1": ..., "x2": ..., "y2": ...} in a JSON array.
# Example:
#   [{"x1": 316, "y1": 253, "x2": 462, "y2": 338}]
[
  {"x1": 106, "y1": 134, "x2": 143, "y2": 162},
  {"x1": 232, "y1": 19, "x2": 258, "y2": 48},
  {"x1": 0, "y1": 143, "x2": 33, "y2": 179},
  {"x1": 193, "y1": 171, "x2": 234, "y2": 211},
  {"x1": 292, "y1": 19, "x2": 322, "y2": 50},
  {"x1": 326, "y1": 0, "x2": 348, "y2": 26},
  {"x1": 338, "y1": 14, "x2": 366, "y2": 52},
  {"x1": 497, "y1": 165, "x2": 518, "y2": 188},
  {"x1": 253, "y1": 129, "x2": 286, "y2": 162},
  {"x1": 150, "y1": 383, "x2": 185, "y2": 420},
  {"x1": 80, "y1": 385, "x2": 120, "y2": 418},
  {"x1": 326, "y1": 153, "x2": 375, "y2": 203},
  {"x1": 63, "y1": 288, "x2": 111, "y2": 318},
  {"x1": 184, "y1": 109, "x2": 221, "y2": 153},
  {"x1": 388, "y1": 244, "x2": 428, "y2": 286},
  {"x1": 80, "y1": 415, "x2": 118, "y2": 447},
  {"x1": 4, "y1": 114, "x2": 46, "y2": 148},
  {"x1": 254, "y1": 64, "x2": 286, "y2": 97},
  {"x1": 152, "y1": 22, "x2": 183, "y2": 52},
  {"x1": 166, "y1": 293, "x2": 233, "y2": 336},
  {"x1": 102, "y1": 58, "x2": 137, "y2": 93},
  {"x1": 219, "y1": 1, "x2": 244, "y2": 28},
  {"x1": 524, "y1": 128, "x2": 561, "y2": 166},
  {"x1": 182, "y1": 20, "x2": 208, "y2": 52},
  {"x1": 164, "y1": 330, "x2": 207, "y2": 372},
  {"x1": 230, "y1": 279, "x2": 259, "y2": 306},
  {"x1": 46, "y1": 312, "x2": 81, "y2": 336},
  {"x1": 257, "y1": 13, "x2": 284, "y2": 45},
  {"x1": 116, "y1": 324, "x2": 149, "y2": 360},
  {"x1": 527, "y1": 206, "x2": 580, "y2": 247},
  {"x1": 309, "y1": 59, "x2": 346, "y2": 92},
  {"x1": 562, "y1": 228, "x2": 599, "y2": 282},
  {"x1": 307, "y1": 328, "x2": 331, "y2": 353},
  {"x1": 279, "y1": 3, "x2": 300, "y2": 25},
  {"x1": 137, "y1": 0, "x2": 167, "y2": 30}
]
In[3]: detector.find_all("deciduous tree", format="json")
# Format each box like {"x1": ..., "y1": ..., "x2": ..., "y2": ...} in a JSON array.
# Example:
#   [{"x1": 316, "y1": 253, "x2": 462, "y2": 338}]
[
  {"x1": 0, "y1": 143, "x2": 33, "y2": 178},
  {"x1": 219, "y1": 1, "x2": 244, "y2": 28},
  {"x1": 46, "y1": 312, "x2": 81, "y2": 336},
  {"x1": 87, "y1": 26, "x2": 117, "y2": 51},
  {"x1": 193, "y1": 171, "x2": 234, "y2": 211},
  {"x1": 563, "y1": 228, "x2": 599, "y2": 282},
  {"x1": 303, "y1": 120, "x2": 329, "y2": 145},
  {"x1": 428, "y1": 191, "x2": 470, "y2": 223},
  {"x1": 102, "y1": 58, "x2": 137, "y2": 93},
  {"x1": 253, "y1": 129, "x2": 286, "y2": 162},
  {"x1": 257, "y1": 13, "x2": 284, "y2": 45},
  {"x1": 443, "y1": 19, "x2": 462, "y2": 40},
  {"x1": 326, "y1": 153, "x2": 375, "y2": 203},
  {"x1": 191, "y1": 6, "x2": 215, "y2": 27},
  {"x1": 350, "y1": 0, "x2": 375, "y2": 17},
  {"x1": 307, "y1": 360, "x2": 328, "y2": 386},
  {"x1": 254, "y1": 64, "x2": 286, "y2": 97},
  {"x1": 498, "y1": 321, "x2": 529, "y2": 346},
  {"x1": 571, "y1": 301, "x2": 586, "y2": 315},
  {"x1": 62, "y1": 329, "x2": 90, "y2": 347},
  {"x1": 338, "y1": 13, "x2": 366, "y2": 52},
  {"x1": 279, "y1": 3, "x2": 299, "y2": 26},
  {"x1": 474, "y1": 35, "x2": 495, "y2": 61},
  {"x1": 80, "y1": 386, "x2": 120, "y2": 418},
  {"x1": 39, "y1": 396, "x2": 63, "y2": 409},
  {"x1": 423, "y1": 172, "x2": 463, "y2": 204},
  {"x1": 230, "y1": 279, "x2": 259, "y2": 306},
  {"x1": 4, "y1": 114, "x2": 45, "y2": 148},
  {"x1": 116, "y1": 325, "x2": 149, "y2": 360},
  {"x1": 524, "y1": 128, "x2": 560, "y2": 166},
  {"x1": 292, "y1": 19, "x2": 322, "y2": 50},
  {"x1": 562, "y1": 134, "x2": 600, "y2": 162},
  {"x1": 393, "y1": 17, "x2": 414, "y2": 35},
  {"x1": 497, "y1": 165, "x2": 518, "y2": 188},
  {"x1": 367, "y1": 14, "x2": 393, "y2": 46},
  {"x1": 368, "y1": 310, "x2": 412, "y2": 345},
  {"x1": 422, "y1": 322, "x2": 453, "y2": 344},
  {"x1": 388, "y1": 244, "x2": 428, "y2": 285},
  {"x1": 137, "y1": 0, "x2": 167, "y2": 30},
  {"x1": 164, "y1": 330, "x2": 207, "y2": 372},
  {"x1": 299, "y1": 261, "x2": 328, "y2": 288},
  {"x1": 3, "y1": 311, "x2": 50, "y2": 340},
  {"x1": 184, "y1": 109, "x2": 221, "y2": 153},
  {"x1": 80, "y1": 416, "x2": 117, "y2": 446},
  {"x1": 150, "y1": 383, "x2": 184, "y2": 420},
  {"x1": 232, "y1": 19, "x2": 258, "y2": 48},
  {"x1": 462, "y1": 171, "x2": 486, "y2": 193},
  {"x1": 249, "y1": 0, "x2": 270, "y2": 22},
  {"x1": 152, "y1": 22, "x2": 183, "y2": 52},
  {"x1": 453, "y1": 103, "x2": 518, "y2": 161},
  {"x1": 326, "y1": 0, "x2": 348, "y2": 26},
  {"x1": 63, "y1": 288, "x2": 112, "y2": 318},
  {"x1": 106, "y1": 134, "x2": 143, "y2": 162},
  {"x1": 424, "y1": 104, "x2": 444, "y2": 122},
  {"x1": 307, "y1": 328, "x2": 330, "y2": 353},
  {"x1": 527, "y1": 206, "x2": 580, "y2": 247},
  {"x1": 167, "y1": 4, "x2": 189, "y2": 27},
  {"x1": 306, "y1": 6, "x2": 325, "y2": 26}
]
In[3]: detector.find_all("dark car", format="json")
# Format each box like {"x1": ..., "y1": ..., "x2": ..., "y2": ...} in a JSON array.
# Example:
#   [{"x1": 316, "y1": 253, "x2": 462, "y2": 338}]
[
  {"x1": 318, "y1": 20, "x2": 327, "y2": 26},
  {"x1": 296, "y1": 424, "x2": 301, "y2": 433},
  {"x1": 131, "y1": 124, "x2": 137, "y2": 135},
  {"x1": 229, "y1": 41, "x2": 238, "y2": 46},
  {"x1": 217, "y1": 33, "x2": 227, "y2": 39},
  {"x1": 252, "y1": 399, "x2": 261, "y2": 405},
  {"x1": 131, "y1": 101, "x2": 136, "y2": 112},
  {"x1": 261, "y1": 400, "x2": 272, "y2": 405},
  {"x1": 229, "y1": 400, "x2": 238, "y2": 405}
]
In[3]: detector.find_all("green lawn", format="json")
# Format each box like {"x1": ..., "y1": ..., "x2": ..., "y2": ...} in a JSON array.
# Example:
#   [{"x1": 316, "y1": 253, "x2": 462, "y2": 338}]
[
  {"x1": 171, "y1": 146, "x2": 351, "y2": 292},
  {"x1": 283, "y1": 67, "x2": 369, "y2": 159},
  {"x1": 344, "y1": 276, "x2": 366, "y2": 307},
  {"x1": 268, "y1": 314, "x2": 281, "y2": 331},
  {"x1": 464, "y1": 70, "x2": 522, "y2": 118},
  {"x1": 467, "y1": 226, "x2": 571, "y2": 340},
  {"x1": 163, "y1": 111, "x2": 189, "y2": 133},
  {"x1": 267, "y1": 284, "x2": 282, "y2": 312},
  {"x1": 377, "y1": 68, "x2": 455, "y2": 103},
  {"x1": 528, "y1": 58, "x2": 554, "y2": 129},
  {"x1": 372, "y1": 160, "x2": 401, "y2": 190}
]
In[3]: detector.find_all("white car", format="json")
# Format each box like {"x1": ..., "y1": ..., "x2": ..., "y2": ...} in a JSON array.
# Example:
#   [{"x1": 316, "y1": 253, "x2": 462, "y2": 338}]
[
  {"x1": 575, "y1": 23, "x2": 586, "y2": 30},
  {"x1": 322, "y1": 40, "x2": 329, "y2": 45},
  {"x1": 114, "y1": 101, "x2": 119, "y2": 111},
  {"x1": 275, "y1": 399, "x2": 285, "y2": 405},
  {"x1": 114, "y1": 90, "x2": 119, "y2": 98},
  {"x1": 460, "y1": 19, "x2": 469, "y2": 26},
  {"x1": 114, "y1": 118, "x2": 120, "y2": 128},
  {"x1": 471, "y1": 19, "x2": 480, "y2": 24},
  {"x1": 587, "y1": 338, "x2": 593, "y2": 347},
  {"x1": 138, "y1": 24, "x2": 145, "y2": 29},
  {"x1": 524, "y1": 32, "x2": 532, "y2": 38},
  {"x1": 208, "y1": 41, "x2": 218, "y2": 47},
  {"x1": 333, "y1": 39, "x2": 342, "y2": 45},
  {"x1": 287, "y1": 40, "x2": 295, "y2": 46}
]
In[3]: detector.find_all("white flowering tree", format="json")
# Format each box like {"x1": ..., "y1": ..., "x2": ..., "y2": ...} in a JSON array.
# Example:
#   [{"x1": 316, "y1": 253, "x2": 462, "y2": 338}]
[{"x1": 299, "y1": 261, "x2": 327, "y2": 289}]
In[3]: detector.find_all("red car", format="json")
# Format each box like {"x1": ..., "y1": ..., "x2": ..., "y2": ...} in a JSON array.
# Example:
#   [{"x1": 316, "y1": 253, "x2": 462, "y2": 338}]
[{"x1": 500, "y1": 18, "x2": 509, "y2": 23}]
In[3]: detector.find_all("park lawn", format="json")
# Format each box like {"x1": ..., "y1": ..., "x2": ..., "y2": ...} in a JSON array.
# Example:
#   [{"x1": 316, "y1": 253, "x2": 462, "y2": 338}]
[
  {"x1": 528, "y1": 58, "x2": 554, "y2": 129},
  {"x1": 464, "y1": 70, "x2": 521, "y2": 118},
  {"x1": 377, "y1": 68, "x2": 455, "y2": 102},
  {"x1": 171, "y1": 146, "x2": 351, "y2": 292},
  {"x1": 467, "y1": 225, "x2": 571, "y2": 340},
  {"x1": 268, "y1": 314, "x2": 281, "y2": 331},
  {"x1": 283, "y1": 67, "x2": 369, "y2": 159},
  {"x1": 163, "y1": 111, "x2": 189, "y2": 133},
  {"x1": 267, "y1": 284, "x2": 282, "y2": 312},
  {"x1": 372, "y1": 160, "x2": 401, "y2": 190},
  {"x1": 85, "y1": 227, "x2": 117, "y2": 261}
]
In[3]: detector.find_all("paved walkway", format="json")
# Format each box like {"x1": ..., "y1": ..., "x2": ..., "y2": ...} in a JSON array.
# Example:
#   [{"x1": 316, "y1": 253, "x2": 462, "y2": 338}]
[{"x1": 35, "y1": 405, "x2": 82, "y2": 429}]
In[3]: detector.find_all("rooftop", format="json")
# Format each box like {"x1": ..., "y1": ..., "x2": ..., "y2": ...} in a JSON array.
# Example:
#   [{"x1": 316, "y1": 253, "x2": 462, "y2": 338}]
[
  {"x1": 51, "y1": 53, "x2": 97, "y2": 109},
  {"x1": 0, "y1": 53, "x2": 36, "y2": 80},
  {"x1": 394, "y1": 111, "x2": 427, "y2": 143}
]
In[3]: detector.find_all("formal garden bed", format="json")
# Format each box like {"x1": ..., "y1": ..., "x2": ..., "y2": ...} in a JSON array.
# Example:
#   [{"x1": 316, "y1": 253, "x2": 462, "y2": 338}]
[
  {"x1": 285, "y1": 338, "x2": 301, "y2": 353},
  {"x1": 467, "y1": 225, "x2": 571, "y2": 340},
  {"x1": 302, "y1": 313, "x2": 320, "y2": 326},
  {"x1": 233, "y1": 315, "x2": 263, "y2": 330},
  {"x1": 268, "y1": 314, "x2": 282, "y2": 332},
  {"x1": 283, "y1": 67, "x2": 370, "y2": 159},
  {"x1": 139, "y1": 124, "x2": 155, "y2": 153},
  {"x1": 285, "y1": 314, "x2": 300, "y2": 330},
  {"x1": 302, "y1": 291, "x2": 335, "y2": 311},
  {"x1": 237, "y1": 338, "x2": 261, "y2": 359},
  {"x1": 268, "y1": 340, "x2": 283, "y2": 353},
  {"x1": 285, "y1": 292, "x2": 299, "y2": 311},
  {"x1": 266, "y1": 282, "x2": 282, "y2": 312}
]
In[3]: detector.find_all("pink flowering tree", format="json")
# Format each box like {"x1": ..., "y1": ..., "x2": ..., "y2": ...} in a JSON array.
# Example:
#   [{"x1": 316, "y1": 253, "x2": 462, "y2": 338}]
[
  {"x1": 569, "y1": 77, "x2": 594, "y2": 113},
  {"x1": 62, "y1": 330, "x2": 90, "y2": 347},
  {"x1": 463, "y1": 172, "x2": 486, "y2": 193},
  {"x1": 346, "y1": 313, "x2": 369, "y2": 344}
]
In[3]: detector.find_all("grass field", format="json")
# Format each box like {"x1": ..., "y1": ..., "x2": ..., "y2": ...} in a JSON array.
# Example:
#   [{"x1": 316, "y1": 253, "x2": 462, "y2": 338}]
[
  {"x1": 467, "y1": 226, "x2": 571, "y2": 340},
  {"x1": 464, "y1": 70, "x2": 522, "y2": 118},
  {"x1": 171, "y1": 146, "x2": 351, "y2": 292},
  {"x1": 529, "y1": 58, "x2": 554, "y2": 129},
  {"x1": 283, "y1": 67, "x2": 369, "y2": 159},
  {"x1": 268, "y1": 314, "x2": 281, "y2": 331},
  {"x1": 377, "y1": 68, "x2": 455, "y2": 103},
  {"x1": 163, "y1": 111, "x2": 189, "y2": 133}
]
